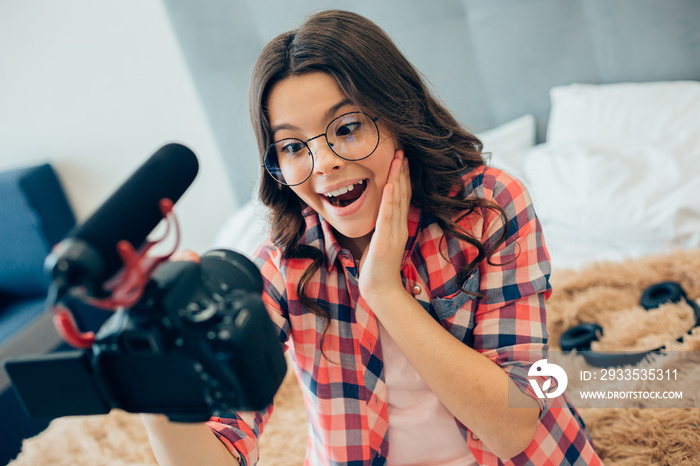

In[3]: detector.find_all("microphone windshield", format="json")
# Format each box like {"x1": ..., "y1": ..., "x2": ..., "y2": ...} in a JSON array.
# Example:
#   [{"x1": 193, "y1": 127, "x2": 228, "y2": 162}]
[{"x1": 69, "y1": 143, "x2": 199, "y2": 284}]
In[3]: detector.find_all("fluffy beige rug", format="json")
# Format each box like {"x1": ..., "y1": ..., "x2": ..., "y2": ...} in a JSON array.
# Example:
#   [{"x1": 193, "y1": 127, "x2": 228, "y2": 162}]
[{"x1": 9, "y1": 249, "x2": 700, "y2": 465}]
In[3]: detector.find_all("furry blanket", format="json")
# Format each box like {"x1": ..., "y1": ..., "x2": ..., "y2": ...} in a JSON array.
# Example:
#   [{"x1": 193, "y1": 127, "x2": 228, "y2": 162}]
[{"x1": 9, "y1": 249, "x2": 700, "y2": 465}]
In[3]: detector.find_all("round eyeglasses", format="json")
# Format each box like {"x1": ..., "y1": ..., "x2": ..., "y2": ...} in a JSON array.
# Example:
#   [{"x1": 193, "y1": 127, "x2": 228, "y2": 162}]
[{"x1": 262, "y1": 111, "x2": 380, "y2": 186}]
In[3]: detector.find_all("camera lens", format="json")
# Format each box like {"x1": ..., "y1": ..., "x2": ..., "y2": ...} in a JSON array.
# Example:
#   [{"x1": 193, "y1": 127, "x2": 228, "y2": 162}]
[{"x1": 200, "y1": 249, "x2": 263, "y2": 295}]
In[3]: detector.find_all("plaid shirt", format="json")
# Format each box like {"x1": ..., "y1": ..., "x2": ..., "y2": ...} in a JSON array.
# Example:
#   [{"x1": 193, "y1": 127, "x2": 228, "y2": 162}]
[{"x1": 208, "y1": 166, "x2": 601, "y2": 465}]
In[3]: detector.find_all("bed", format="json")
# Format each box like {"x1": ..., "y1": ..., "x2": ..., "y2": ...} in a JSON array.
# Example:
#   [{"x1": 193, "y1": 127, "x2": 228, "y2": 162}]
[
  {"x1": 7, "y1": 1, "x2": 700, "y2": 465},
  {"x1": 9, "y1": 79, "x2": 700, "y2": 466}
]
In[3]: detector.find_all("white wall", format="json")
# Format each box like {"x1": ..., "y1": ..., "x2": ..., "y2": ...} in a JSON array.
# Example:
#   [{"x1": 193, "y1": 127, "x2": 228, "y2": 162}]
[{"x1": 0, "y1": 0, "x2": 237, "y2": 253}]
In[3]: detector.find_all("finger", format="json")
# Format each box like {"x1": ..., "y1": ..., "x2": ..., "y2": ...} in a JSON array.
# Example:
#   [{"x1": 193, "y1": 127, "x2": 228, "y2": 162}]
[
  {"x1": 376, "y1": 182, "x2": 394, "y2": 237},
  {"x1": 383, "y1": 151, "x2": 406, "y2": 238},
  {"x1": 394, "y1": 161, "x2": 406, "y2": 230},
  {"x1": 390, "y1": 150, "x2": 407, "y2": 226},
  {"x1": 172, "y1": 249, "x2": 201, "y2": 263},
  {"x1": 393, "y1": 150, "x2": 407, "y2": 195},
  {"x1": 386, "y1": 159, "x2": 402, "y2": 219},
  {"x1": 400, "y1": 157, "x2": 410, "y2": 227},
  {"x1": 388, "y1": 150, "x2": 403, "y2": 184},
  {"x1": 391, "y1": 160, "x2": 404, "y2": 231}
]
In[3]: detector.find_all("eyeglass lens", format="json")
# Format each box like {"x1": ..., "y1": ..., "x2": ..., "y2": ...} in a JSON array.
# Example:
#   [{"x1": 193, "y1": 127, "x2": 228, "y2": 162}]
[{"x1": 264, "y1": 112, "x2": 379, "y2": 186}]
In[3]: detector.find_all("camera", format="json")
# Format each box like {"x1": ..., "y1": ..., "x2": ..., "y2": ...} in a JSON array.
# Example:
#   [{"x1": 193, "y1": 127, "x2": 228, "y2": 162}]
[{"x1": 4, "y1": 248, "x2": 287, "y2": 422}]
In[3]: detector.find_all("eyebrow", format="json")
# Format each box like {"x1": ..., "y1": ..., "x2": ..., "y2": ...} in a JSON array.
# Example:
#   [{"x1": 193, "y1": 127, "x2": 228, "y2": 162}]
[{"x1": 271, "y1": 99, "x2": 353, "y2": 134}]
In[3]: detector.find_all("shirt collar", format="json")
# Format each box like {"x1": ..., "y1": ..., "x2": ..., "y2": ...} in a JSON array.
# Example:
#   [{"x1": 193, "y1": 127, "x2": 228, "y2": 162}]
[{"x1": 302, "y1": 205, "x2": 424, "y2": 271}]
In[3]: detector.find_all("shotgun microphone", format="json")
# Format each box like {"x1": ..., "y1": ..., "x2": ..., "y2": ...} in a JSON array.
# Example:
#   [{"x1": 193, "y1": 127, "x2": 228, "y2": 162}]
[
  {"x1": 6, "y1": 143, "x2": 287, "y2": 420},
  {"x1": 45, "y1": 143, "x2": 199, "y2": 298}
]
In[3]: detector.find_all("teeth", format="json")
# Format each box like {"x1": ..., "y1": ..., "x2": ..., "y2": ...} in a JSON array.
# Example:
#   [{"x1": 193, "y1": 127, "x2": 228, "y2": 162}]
[{"x1": 324, "y1": 180, "x2": 364, "y2": 198}]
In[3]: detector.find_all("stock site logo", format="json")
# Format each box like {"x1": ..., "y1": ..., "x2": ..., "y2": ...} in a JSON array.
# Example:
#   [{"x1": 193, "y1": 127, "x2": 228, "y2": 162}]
[{"x1": 528, "y1": 359, "x2": 568, "y2": 399}]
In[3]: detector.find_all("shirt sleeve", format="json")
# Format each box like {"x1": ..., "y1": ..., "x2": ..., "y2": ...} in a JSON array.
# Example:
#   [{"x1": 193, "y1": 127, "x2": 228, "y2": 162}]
[
  {"x1": 470, "y1": 168, "x2": 552, "y2": 410},
  {"x1": 206, "y1": 241, "x2": 291, "y2": 465},
  {"x1": 207, "y1": 409, "x2": 273, "y2": 466}
]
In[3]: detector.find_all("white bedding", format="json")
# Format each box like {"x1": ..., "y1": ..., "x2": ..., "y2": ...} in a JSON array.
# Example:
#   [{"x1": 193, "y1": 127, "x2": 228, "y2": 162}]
[
  {"x1": 534, "y1": 80, "x2": 700, "y2": 270},
  {"x1": 520, "y1": 142, "x2": 700, "y2": 271}
]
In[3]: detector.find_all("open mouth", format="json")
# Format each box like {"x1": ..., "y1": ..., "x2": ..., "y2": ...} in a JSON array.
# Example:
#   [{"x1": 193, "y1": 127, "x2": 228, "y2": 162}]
[{"x1": 324, "y1": 179, "x2": 368, "y2": 208}]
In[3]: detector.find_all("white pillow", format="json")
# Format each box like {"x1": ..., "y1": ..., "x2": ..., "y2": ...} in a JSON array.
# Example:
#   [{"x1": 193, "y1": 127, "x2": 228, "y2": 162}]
[
  {"x1": 477, "y1": 114, "x2": 536, "y2": 178},
  {"x1": 523, "y1": 142, "x2": 700, "y2": 271},
  {"x1": 546, "y1": 81, "x2": 700, "y2": 159}
]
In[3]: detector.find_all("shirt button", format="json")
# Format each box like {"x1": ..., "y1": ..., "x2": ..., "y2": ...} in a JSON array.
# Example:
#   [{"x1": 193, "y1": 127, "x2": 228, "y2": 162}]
[
  {"x1": 471, "y1": 432, "x2": 479, "y2": 441},
  {"x1": 412, "y1": 284, "x2": 422, "y2": 296}
]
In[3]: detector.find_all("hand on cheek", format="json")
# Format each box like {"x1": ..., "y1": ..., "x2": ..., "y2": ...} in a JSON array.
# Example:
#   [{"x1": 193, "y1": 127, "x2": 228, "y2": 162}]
[{"x1": 358, "y1": 149, "x2": 412, "y2": 306}]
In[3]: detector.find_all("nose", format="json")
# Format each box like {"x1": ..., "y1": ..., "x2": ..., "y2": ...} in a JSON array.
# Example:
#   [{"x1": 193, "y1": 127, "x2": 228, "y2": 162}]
[{"x1": 311, "y1": 139, "x2": 345, "y2": 175}]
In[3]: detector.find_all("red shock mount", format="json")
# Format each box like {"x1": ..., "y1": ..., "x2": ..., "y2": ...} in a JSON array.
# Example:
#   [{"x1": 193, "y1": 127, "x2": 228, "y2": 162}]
[{"x1": 52, "y1": 198, "x2": 182, "y2": 349}]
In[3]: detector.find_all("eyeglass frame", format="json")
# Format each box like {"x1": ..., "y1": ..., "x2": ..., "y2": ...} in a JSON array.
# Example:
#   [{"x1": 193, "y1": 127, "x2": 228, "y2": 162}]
[{"x1": 261, "y1": 111, "x2": 380, "y2": 187}]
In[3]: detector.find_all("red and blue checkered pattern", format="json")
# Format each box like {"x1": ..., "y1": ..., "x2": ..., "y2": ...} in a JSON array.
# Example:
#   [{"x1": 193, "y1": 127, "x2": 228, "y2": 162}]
[{"x1": 208, "y1": 166, "x2": 601, "y2": 465}]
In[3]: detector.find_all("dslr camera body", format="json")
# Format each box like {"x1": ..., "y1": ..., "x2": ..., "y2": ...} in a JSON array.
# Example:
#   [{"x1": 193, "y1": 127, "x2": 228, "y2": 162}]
[{"x1": 5, "y1": 249, "x2": 287, "y2": 422}]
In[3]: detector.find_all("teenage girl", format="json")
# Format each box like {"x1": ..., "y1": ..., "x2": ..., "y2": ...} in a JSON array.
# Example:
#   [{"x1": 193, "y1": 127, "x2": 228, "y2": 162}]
[{"x1": 143, "y1": 10, "x2": 601, "y2": 466}]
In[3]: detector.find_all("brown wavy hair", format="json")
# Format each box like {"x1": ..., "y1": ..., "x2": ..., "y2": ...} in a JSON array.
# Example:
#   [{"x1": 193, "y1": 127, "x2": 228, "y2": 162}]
[{"x1": 250, "y1": 10, "x2": 508, "y2": 356}]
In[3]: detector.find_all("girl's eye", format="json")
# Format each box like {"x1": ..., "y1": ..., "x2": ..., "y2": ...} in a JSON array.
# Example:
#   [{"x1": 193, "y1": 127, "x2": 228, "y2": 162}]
[
  {"x1": 335, "y1": 121, "x2": 361, "y2": 138},
  {"x1": 280, "y1": 141, "x2": 305, "y2": 157}
]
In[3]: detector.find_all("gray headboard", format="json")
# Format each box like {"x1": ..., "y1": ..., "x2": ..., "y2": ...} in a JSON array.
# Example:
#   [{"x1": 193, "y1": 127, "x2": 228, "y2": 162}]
[{"x1": 162, "y1": 0, "x2": 700, "y2": 203}]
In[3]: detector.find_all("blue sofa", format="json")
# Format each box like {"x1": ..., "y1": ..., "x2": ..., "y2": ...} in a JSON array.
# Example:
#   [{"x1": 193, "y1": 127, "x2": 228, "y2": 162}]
[{"x1": 0, "y1": 164, "x2": 83, "y2": 464}]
